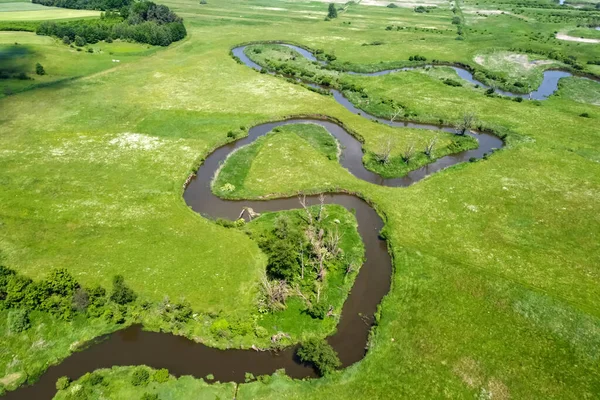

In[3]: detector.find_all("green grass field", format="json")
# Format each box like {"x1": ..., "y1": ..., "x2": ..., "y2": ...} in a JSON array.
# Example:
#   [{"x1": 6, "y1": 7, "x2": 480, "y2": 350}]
[{"x1": 0, "y1": 0, "x2": 599, "y2": 398}]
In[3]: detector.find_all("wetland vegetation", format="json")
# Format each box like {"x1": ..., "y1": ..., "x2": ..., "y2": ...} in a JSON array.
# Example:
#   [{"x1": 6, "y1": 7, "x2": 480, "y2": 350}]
[{"x1": 1, "y1": 0, "x2": 600, "y2": 398}]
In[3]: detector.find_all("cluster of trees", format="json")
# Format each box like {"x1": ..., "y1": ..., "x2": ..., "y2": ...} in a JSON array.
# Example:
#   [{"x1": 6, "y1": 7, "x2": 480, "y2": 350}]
[
  {"x1": 35, "y1": 1, "x2": 186, "y2": 46},
  {"x1": 33, "y1": 0, "x2": 131, "y2": 10},
  {"x1": 0, "y1": 265, "x2": 137, "y2": 332},
  {"x1": 296, "y1": 338, "x2": 341, "y2": 376},
  {"x1": 256, "y1": 196, "x2": 348, "y2": 320}
]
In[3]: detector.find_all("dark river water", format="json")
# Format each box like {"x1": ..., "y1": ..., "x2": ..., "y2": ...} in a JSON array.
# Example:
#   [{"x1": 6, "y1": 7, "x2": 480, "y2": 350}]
[
  {"x1": 234, "y1": 43, "x2": 597, "y2": 101},
  {"x1": 6, "y1": 44, "x2": 506, "y2": 400}
]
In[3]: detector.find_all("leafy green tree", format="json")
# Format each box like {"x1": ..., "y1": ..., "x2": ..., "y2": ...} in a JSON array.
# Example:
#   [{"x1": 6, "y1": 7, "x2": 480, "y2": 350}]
[
  {"x1": 35, "y1": 63, "x2": 45, "y2": 75},
  {"x1": 56, "y1": 376, "x2": 70, "y2": 391},
  {"x1": 327, "y1": 3, "x2": 338, "y2": 19},
  {"x1": 74, "y1": 35, "x2": 86, "y2": 46},
  {"x1": 152, "y1": 368, "x2": 170, "y2": 383},
  {"x1": 296, "y1": 338, "x2": 341, "y2": 376},
  {"x1": 8, "y1": 309, "x2": 30, "y2": 333},
  {"x1": 110, "y1": 275, "x2": 137, "y2": 304},
  {"x1": 131, "y1": 368, "x2": 150, "y2": 386}
]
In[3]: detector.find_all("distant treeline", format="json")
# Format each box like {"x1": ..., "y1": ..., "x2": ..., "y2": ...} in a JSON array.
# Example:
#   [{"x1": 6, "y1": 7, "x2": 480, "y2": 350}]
[
  {"x1": 35, "y1": 1, "x2": 186, "y2": 46},
  {"x1": 33, "y1": 0, "x2": 131, "y2": 11}
]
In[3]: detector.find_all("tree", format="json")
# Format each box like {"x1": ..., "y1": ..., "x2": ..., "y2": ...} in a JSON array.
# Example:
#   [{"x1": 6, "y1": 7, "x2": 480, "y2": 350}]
[
  {"x1": 35, "y1": 63, "x2": 45, "y2": 75},
  {"x1": 424, "y1": 136, "x2": 438, "y2": 158},
  {"x1": 327, "y1": 3, "x2": 338, "y2": 19},
  {"x1": 131, "y1": 368, "x2": 150, "y2": 386},
  {"x1": 8, "y1": 309, "x2": 30, "y2": 333},
  {"x1": 110, "y1": 275, "x2": 137, "y2": 304},
  {"x1": 296, "y1": 338, "x2": 341, "y2": 376},
  {"x1": 56, "y1": 376, "x2": 71, "y2": 391},
  {"x1": 375, "y1": 137, "x2": 393, "y2": 164},
  {"x1": 401, "y1": 142, "x2": 416, "y2": 163},
  {"x1": 74, "y1": 35, "x2": 86, "y2": 46},
  {"x1": 455, "y1": 112, "x2": 476, "y2": 135}
]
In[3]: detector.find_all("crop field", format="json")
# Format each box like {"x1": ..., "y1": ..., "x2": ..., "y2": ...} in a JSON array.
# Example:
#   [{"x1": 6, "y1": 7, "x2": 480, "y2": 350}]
[{"x1": 1, "y1": 0, "x2": 600, "y2": 398}]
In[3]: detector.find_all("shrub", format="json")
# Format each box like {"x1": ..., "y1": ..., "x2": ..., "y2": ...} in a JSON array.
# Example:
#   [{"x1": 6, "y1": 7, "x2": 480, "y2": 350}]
[
  {"x1": 443, "y1": 78, "x2": 462, "y2": 87},
  {"x1": 88, "y1": 372, "x2": 104, "y2": 386},
  {"x1": 110, "y1": 275, "x2": 136, "y2": 305},
  {"x1": 62, "y1": 35, "x2": 71, "y2": 44},
  {"x1": 74, "y1": 35, "x2": 86, "y2": 46},
  {"x1": 35, "y1": 63, "x2": 45, "y2": 75},
  {"x1": 387, "y1": 3, "x2": 398, "y2": 8},
  {"x1": 296, "y1": 338, "x2": 341, "y2": 376},
  {"x1": 307, "y1": 302, "x2": 328, "y2": 319},
  {"x1": 131, "y1": 368, "x2": 150, "y2": 386},
  {"x1": 414, "y1": 5, "x2": 427, "y2": 12},
  {"x1": 200, "y1": 0, "x2": 207, "y2": 3},
  {"x1": 513, "y1": 97, "x2": 523, "y2": 102},
  {"x1": 452, "y1": 16, "x2": 461, "y2": 24},
  {"x1": 327, "y1": 3, "x2": 338, "y2": 19},
  {"x1": 56, "y1": 376, "x2": 71, "y2": 390},
  {"x1": 579, "y1": 112, "x2": 590, "y2": 118},
  {"x1": 142, "y1": 394, "x2": 159, "y2": 400},
  {"x1": 210, "y1": 318, "x2": 230, "y2": 337},
  {"x1": 152, "y1": 368, "x2": 170, "y2": 383},
  {"x1": 8, "y1": 309, "x2": 30, "y2": 333}
]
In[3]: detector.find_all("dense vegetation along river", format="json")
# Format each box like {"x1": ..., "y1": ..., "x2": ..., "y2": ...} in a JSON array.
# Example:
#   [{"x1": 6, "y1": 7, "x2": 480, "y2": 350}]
[
  {"x1": 8, "y1": 47, "x2": 506, "y2": 400},
  {"x1": 233, "y1": 43, "x2": 592, "y2": 101}
]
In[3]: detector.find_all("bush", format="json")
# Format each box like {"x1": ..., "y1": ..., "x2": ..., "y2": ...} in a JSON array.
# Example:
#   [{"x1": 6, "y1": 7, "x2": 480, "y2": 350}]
[
  {"x1": 142, "y1": 394, "x2": 159, "y2": 400},
  {"x1": 210, "y1": 318, "x2": 230, "y2": 337},
  {"x1": 414, "y1": 5, "x2": 428, "y2": 12},
  {"x1": 62, "y1": 35, "x2": 71, "y2": 44},
  {"x1": 513, "y1": 97, "x2": 523, "y2": 102},
  {"x1": 110, "y1": 275, "x2": 136, "y2": 304},
  {"x1": 56, "y1": 376, "x2": 71, "y2": 390},
  {"x1": 88, "y1": 372, "x2": 104, "y2": 386},
  {"x1": 443, "y1": 78, "x2": 462, "y2": 87},
  {"x1": 296, "y1": 338, "x2": 341, "y2": 376},
  {"x1": 452, "y1": 16, "x2": 461, "y2": 24},
  {"x1": 327, "y1": 3, "x2": 338, "y2": 19},
  {"x1": 387, "y1": 3, "x2": 398, "y2": 8},
  {"x1": 74, "y1": 35, "x2": 86, "y2": 46},
  {"x1": 152, "y1": 368, "x2": 170, "y2": 383},
  {"x1": 579, "y1": 112, "x2": 590, "y2": 118},
  {"x1": 35, "y1": 63, "x2": 45, "y2": 75},
  {"x1": 8, "y1": 309, "x2": 30, "y2": 333},
  {"x1": 307, "y1": 302, "x2": 328, "y2": 319},
  {"x1": 131, "y1": 368, "x2": 150, "y2": 386}
]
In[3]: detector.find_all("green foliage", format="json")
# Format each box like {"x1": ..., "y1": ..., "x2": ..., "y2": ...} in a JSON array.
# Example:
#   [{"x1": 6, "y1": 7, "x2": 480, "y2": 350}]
[
  {"x1": 141, "y1": 393, "x2": 159, "y2": 400},
  {"x1": 56, "y1": 376, "x2": 71, "y2": 390},
  {"x1": 306, "y1": 302, "x2": 328, "y2": 319},
  {"x1": 74, "y1": 35, "x2": 86, "y2": 47},
  {"x1": 35, "y1": 63, "x2": 45, "y2": 75},
  {"x1": 327, "y1": 3, "x2": 338, "y2": 19},
  {"x1": 110, "y1": 275, "x2": 137, "y2": 305},
  {"x1": 8, "y1": 309, "x2": 30, "y2": 333},
  {"x1": 35, "y1": 2, "x2": 186, "y2": 46},
  {"x1": 32, "y1": 0, "x2": 131, "y2": 11},
  {"x1": 152, "y1": 368, "x2": 170, "y2": 383},
  {"x1": 209, "y1": 318, "x2": 230, "y2": 337},
  {"x1": 259, "y1": 215, "x2": 304, "y2": 282},
  {"x1": 296, "y1": 338, "x2": 341, "y2": 376},
  {"x1": 131, "y1": 367, "x2": 150, "y2": 386}
]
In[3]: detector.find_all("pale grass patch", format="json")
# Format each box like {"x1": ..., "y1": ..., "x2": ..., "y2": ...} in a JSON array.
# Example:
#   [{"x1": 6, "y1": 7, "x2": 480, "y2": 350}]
[{"x1": 452, "y1": 357, "x2": 483, "y2": 387}]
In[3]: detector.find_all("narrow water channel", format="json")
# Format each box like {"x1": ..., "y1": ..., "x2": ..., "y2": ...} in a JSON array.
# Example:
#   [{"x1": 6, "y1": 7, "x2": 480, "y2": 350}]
[
  {"x1": 6, "y1": 46, "x2": 506, "y2": 400},
  {"x1": 234, "y1": 43, "x2": 593, "y2": 101}
]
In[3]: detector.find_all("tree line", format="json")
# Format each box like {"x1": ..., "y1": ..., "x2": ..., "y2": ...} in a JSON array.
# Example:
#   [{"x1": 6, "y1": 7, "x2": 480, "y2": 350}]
[{"x1": 35, "y1": 1, "x2": 186, "y2": 46}]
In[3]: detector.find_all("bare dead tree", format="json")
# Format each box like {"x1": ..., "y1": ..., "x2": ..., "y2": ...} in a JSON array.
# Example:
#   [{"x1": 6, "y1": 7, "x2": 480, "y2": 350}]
[
  {"x1": 326, "y1": 226, "x2": 342, "y2": 258},
  {"x1": 260, "y1": 275, "x2": 290, "y2": 312},
  {"x1": 401, "y1": 142, "x2": 416, "y2": 163},
  {"x1": 390, "y1": 105, "x2": 403, "y2": 122},
  {"x1": 455, "y1": 112, "x2": 477, "y2": 135},
  {"x1": 299, "y1": 240, "x2": 305, "y2": 280},
  {"x1": 424, "y1": 136, "x2": 438, "y2": 158},
  {"x1": 306, "y1": 226, "x2": 327, "y2": 281},
  {"x1": 298, "y1": 193, "x2": 313, "y2": 225},
  {"x1": 317, "y1": 193, "x2": 326, "y2": 221},
  {"x1": 376, "y1": 137, "x2": 394, "y2": 164}
]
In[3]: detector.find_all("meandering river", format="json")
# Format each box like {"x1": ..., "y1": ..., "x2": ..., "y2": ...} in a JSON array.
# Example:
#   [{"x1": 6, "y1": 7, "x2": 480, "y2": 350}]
[{"x1": 7, "y1": 45, "x2": 506, "y2": 400}]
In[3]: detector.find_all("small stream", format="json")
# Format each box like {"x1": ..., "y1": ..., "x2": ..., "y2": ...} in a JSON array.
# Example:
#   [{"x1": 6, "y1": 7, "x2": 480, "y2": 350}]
[
  {"x1": 6, "y1": 45, "x2": 506, "y2": 400},
  {"x1": 234, "y1": 43, "x2": 590, "y2": 101}
]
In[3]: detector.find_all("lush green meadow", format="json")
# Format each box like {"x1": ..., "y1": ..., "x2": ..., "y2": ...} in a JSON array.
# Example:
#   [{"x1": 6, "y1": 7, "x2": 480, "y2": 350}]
[{"x1": 0, "y1": 0, "x2": 599, "y2": 398}]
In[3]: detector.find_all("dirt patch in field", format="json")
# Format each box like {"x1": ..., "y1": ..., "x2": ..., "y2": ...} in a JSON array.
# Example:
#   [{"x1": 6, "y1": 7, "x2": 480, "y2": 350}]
[
  {"x1": 0, "y1": 372, "x2": 23, "y2": 387},
  {"x1": 474, "y1": 52, "x2": 556, "y2": 78},
  {"x1": 556, "y1": 32, "x2": 600, "y2": 44}
]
